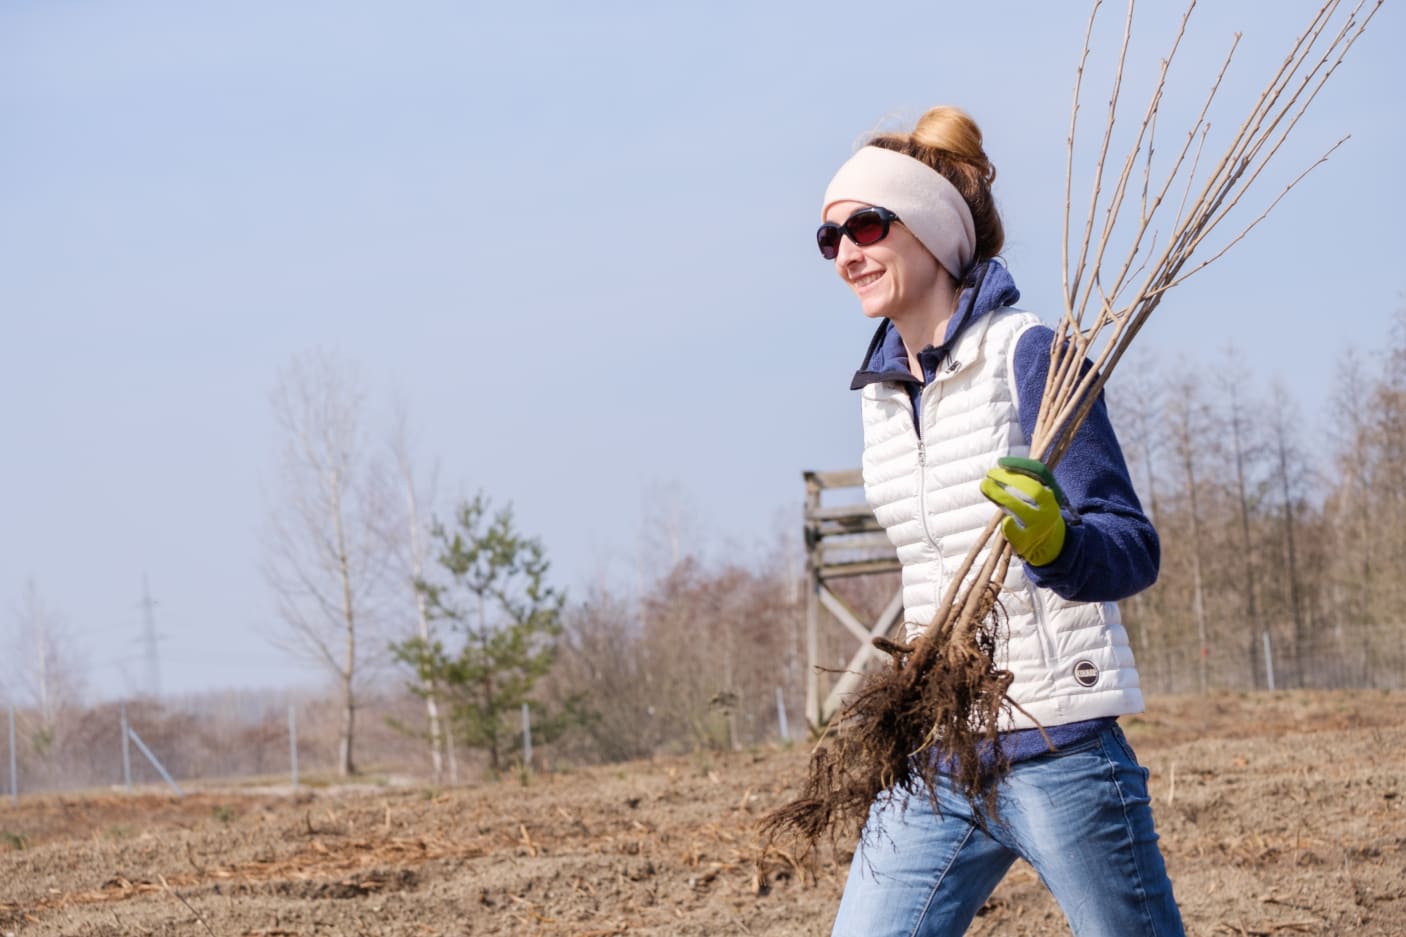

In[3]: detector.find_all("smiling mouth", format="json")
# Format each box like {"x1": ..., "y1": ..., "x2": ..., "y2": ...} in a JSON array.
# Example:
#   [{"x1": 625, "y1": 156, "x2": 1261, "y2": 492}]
[{"x1": 852, "y1": 271, "x2": 883, "y2": 289}]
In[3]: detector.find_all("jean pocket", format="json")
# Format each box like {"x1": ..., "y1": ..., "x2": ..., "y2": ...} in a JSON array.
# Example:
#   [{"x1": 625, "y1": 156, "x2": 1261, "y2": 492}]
[{"x1": 1106, "y1": 724, "x2": 1142, "y2": 766}]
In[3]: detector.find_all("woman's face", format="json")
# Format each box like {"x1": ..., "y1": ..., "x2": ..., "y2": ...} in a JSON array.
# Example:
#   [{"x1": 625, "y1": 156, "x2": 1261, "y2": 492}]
[{"x1": 823, "y1": 200, "x2": 949, "y2": 322}]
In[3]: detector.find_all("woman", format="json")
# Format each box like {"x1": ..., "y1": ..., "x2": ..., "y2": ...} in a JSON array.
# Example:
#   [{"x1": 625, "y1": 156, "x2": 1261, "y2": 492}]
[{"x1": 819, "y1": 106, "x2": 1185, "y2": 936}]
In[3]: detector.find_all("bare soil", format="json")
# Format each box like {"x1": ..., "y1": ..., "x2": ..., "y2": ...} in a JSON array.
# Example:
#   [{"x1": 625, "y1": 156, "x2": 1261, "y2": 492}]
[{"x1": 1, "y1": 690, "x2": 1403, "y2": 936}]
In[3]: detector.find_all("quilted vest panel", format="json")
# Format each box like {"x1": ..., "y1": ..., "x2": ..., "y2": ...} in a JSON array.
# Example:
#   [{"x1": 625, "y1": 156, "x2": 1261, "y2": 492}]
[{"x1": 858, "y1": 308, "x2": 1144, "y2": 729}]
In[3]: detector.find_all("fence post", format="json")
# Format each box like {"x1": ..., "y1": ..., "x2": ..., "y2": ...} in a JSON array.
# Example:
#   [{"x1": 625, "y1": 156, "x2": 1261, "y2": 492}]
[
  {"x1": 288, "y1": 704, "x2": 299, "y2": 790},
  {"x1": 1262, "y1": 630, "x2": 1276, "y2": 692},
  {"x1": 120, "y1": 704, "x2": 132, "y2": 793},
  {"x1": 775, "y1": 687, "x2": 790, "y2": 742},
  {"x1": 126, "y1": 725, "x2": 183, "y2": 797},
  {"x1": 7, "y1": 704, "x2": 16, "y2": 805},
  {"x1": 522, "y1": 702, "x2": 532, "y2": 769}
]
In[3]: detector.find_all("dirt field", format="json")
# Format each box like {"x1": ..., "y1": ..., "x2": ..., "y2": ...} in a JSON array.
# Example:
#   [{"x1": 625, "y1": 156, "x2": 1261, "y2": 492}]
[{"x1": 1, "y1": 689, "x2": 1403, "y2": 936}]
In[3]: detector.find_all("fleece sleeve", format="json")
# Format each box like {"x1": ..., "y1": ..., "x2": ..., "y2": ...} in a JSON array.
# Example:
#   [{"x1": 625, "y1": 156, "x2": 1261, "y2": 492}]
[{"x1": 1009, "y1": 326, "x2": 1160, "y2": 602}]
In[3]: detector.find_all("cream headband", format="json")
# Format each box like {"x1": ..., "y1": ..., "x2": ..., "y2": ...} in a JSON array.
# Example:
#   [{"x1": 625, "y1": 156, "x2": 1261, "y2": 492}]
[{"x1": 822, "y1": 145, "x2": 976, "y2": 277}]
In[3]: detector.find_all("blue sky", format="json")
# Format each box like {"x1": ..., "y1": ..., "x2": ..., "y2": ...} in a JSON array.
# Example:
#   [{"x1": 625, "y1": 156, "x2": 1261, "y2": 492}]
[{"x1": 3, "y1": 1, "x2": 1402, "y2": 701}]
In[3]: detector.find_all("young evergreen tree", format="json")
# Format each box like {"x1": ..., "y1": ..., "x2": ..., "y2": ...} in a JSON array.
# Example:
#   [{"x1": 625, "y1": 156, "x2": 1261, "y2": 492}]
[{"x1": 392, "y1": 494, "x2": 564, "y2": 774}]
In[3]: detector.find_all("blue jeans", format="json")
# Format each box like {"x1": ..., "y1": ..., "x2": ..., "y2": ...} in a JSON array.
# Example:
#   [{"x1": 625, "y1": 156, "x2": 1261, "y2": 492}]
[{"x1": 831, "y1": 723, "x2": 1184, "y2": 937}]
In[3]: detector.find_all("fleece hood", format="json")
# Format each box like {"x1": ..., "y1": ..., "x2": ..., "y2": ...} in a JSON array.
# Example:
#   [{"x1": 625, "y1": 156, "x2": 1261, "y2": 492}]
[{"x1": 850, "y1": 259, "x2": 1021, "y2": 390}]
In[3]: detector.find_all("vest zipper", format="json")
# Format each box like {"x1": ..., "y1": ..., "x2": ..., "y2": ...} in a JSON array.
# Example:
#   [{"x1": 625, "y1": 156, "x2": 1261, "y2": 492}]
[{"x1": 915, "y1": 384, "x2": 941, "y2": 552}]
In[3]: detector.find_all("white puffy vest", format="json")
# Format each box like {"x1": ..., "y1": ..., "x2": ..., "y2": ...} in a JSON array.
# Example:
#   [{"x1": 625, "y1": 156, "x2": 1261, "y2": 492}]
[{"x1": 859, "y1": 308, "x2": 1144, "y2": 730}]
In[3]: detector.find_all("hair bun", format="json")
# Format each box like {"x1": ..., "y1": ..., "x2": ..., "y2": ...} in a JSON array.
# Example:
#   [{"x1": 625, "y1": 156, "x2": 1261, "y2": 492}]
[{"x1": 911, "y1": 106, "x2": 996, "y2": 186}]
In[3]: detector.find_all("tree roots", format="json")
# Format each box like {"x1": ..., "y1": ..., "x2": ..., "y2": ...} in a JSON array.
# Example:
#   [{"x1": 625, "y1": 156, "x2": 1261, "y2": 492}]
[{"x1": 762, "y1": 587, "x2": 1015, "y2": 854}]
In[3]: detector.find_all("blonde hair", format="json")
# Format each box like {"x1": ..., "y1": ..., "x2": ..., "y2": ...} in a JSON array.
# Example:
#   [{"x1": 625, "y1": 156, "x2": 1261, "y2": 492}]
[{"x1": 866, "y1": 106, "x2": 1004, "y2": 268}]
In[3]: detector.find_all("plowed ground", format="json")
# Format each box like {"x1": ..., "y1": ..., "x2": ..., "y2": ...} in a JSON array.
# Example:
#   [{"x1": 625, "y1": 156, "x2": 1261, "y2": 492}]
[{"x1": 1, "y1": 690, "x2": 1403, "y2": 936}]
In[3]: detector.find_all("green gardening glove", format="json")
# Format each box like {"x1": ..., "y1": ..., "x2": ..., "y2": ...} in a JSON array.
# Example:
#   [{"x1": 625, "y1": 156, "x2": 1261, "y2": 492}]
[{"x1": 979, "y1": 456, "x2": 1070, "y2": 567}]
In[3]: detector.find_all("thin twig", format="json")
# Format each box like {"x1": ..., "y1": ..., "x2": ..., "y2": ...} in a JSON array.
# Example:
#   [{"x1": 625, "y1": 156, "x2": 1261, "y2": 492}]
[
  {"x1": 1076, "y1": 1, "x2": 1196, "y2": 329},
  {"x1": 1063, "y1": 0, "x2": 1104, "y2": 315},
  {"x1": 158, "y1": 874, "x2": 219, "y2": 937},
  {"x1": 1069, "y1": 0, "x2": 1136, "y2": 328}
]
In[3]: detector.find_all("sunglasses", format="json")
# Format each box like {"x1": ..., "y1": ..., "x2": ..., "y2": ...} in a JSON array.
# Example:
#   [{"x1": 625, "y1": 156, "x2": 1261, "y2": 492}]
[{"x1": 816, "y1": 206, "x2": 902, "y2": 260}]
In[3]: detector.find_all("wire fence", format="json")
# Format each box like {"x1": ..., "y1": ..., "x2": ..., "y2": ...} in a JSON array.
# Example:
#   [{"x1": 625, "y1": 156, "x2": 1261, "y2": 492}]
[
  {"x1": 1132, "y1": 619, "x2": 1405, "y2": 696},
  {"x1": 0, "y1": 689, "x2": 437, "y2": 802},
  {"x1": 3, "y1": 620, "x2": 1402, "y2": 801}
]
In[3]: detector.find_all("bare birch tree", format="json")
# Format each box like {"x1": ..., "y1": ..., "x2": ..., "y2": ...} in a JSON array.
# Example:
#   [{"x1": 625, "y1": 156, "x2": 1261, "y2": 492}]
[
  {"x1": 393, "y1": 494, "x2": 564, "y2": 775},
  {"x1": 264, "y1": 351, "x2": 389, "y2": 777},
  {"x1": 388, "y1": 413, "x2": 457, "y2": 784},
  {"x1": 8, "y1": 579, "x2": 86, "y2": 753}
]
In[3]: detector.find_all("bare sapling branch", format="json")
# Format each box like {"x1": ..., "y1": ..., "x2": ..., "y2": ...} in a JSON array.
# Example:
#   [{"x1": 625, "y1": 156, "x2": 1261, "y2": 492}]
[
  {"x1": 1069, "y1": 0, "x2": 1137, "y2": 327},
  {"x1": 1074, "y1": 1, "x2": 1197, "y2": 329},
  {"x1": 1154, "y1": 135, "x2": 1350, "y2": 295},
  {"x1": 1182, "y1": 10, "x2": 1377, "y2": 260},
  {"x1": 1063, "y1": 0, "x2": 1104, "y2": 314}
]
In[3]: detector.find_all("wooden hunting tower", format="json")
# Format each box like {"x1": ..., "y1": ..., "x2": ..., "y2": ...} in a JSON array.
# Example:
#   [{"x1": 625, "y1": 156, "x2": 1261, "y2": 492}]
[{"x1": 802, "y1": 468, "x2": 903, "y2": 730}]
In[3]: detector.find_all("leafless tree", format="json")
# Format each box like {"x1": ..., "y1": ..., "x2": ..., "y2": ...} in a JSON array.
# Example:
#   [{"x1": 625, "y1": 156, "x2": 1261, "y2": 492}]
[
  {"x1": 1217, "y1": 346, "x2": 1268, "y2": 687},
  {"x1": 1109, "y1": 350, "x2": 1166, "y2": 664},
  {"x1": 1166, "y1": 368, "x2": 1215, "y2": 692},
  {"x1": 263, "y1": 351, "x2": 391, "y2": 776},
  {"x1": 1265, "y1": 378, "x2": 1316, "y2": 687},
  {"x1": 388, "y1": 412, "x2": 457, "y2": 784},
  {"x1": 545, "y1": 589, "x2": 656, "y2": 763},
  {"x1": 635, "y1": 480, "x2": 708, "y2": 585},
  {"x1": 1370, "y1": 308, "x2": 1406, "y2": 616},
  {"x1": 7, "y1": 578, "x2": 87, "y2": 752},
  {"x1": 1326, "y1": 351, "x2": 1376, "y2": 611}
]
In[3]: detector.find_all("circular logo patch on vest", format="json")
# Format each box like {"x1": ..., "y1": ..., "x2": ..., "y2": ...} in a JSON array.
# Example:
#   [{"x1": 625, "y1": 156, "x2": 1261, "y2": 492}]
[{"x1": 1073, "y1": 660, "x2": 1100, "y2": 687}]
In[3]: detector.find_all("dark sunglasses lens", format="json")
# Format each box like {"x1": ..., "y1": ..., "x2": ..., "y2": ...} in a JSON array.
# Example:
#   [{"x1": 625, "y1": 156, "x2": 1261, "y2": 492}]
[
  {"x1": 817, "y1": 224, "x2": 842, "y2": 259},
  {"x1": 848, "y1": 209, "x2": 888, "y2": 246}
]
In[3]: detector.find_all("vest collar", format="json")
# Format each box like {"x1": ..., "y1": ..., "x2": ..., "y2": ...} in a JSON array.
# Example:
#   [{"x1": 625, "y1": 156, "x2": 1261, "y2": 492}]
[{"x1": 850, "y1": 259, "x2": 1021, "y2": 391}]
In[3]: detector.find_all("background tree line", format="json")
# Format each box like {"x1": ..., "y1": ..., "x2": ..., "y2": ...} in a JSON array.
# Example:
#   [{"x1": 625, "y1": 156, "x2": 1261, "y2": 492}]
[
  {"x1": 6, "y1": 315, "x2": 1406, "y2": 793},
  {"x1": 1112, "y1": 314, "x2": 1406, "y2": 695}
]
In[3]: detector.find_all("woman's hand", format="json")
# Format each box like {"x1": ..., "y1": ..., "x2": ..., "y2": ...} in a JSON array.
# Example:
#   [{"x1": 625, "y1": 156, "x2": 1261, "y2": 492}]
[{"x1": 980, "y1": 456, "x2": 1069, "y2": 567}]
